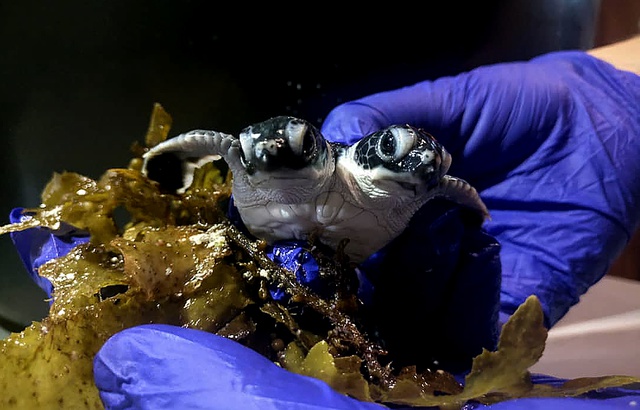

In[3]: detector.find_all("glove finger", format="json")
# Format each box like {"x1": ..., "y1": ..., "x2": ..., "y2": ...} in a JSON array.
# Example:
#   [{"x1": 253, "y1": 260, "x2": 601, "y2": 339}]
[
  {"x1": 94, "y1": 325, "x2": 640, "y2": 410},
  {"x1": 323, "y1": 53, "x2": 640, "y2": 329},
  {"x1": 93, "y1": 324, "x2": 381, "y2": 410},
  {"x1": 481, "y1": 54, "x2": 640, "y2": 325},
  {"x1": 8, "y1": 208, "x2": 89, "y2": 298},
  {"x1": 320, "y1": 60, "x2": 562, "y2": 186}
]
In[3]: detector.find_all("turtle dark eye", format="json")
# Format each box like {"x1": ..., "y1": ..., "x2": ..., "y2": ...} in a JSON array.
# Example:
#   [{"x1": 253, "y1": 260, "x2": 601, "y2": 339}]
[
  {"x1": 376, "y1": 127, "x2": 416, "y2": 163},
  {"x1": 302, "y1": 128, "x2": 317, "y2": 158},
  {"x1": 379, "y1": 133, "x2": 396, "y2": 161}
]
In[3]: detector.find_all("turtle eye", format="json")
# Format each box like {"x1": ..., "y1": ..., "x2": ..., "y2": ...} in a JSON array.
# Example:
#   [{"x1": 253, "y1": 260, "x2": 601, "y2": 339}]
[
  {"x1": 376, "y1": 126, "x2": 416, "y2": 163},
  {"x1": 285, "y1": 118, "x2": 317, "y2": 161},
  {"x1": 302, "y1": 127, "x2": 317, "y2": 159}
]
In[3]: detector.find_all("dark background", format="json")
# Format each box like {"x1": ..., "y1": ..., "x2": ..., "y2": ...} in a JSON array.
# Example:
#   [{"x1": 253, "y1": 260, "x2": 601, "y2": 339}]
[{"x1": 0, "y1": 1, "x2": 607, "y2": 329}]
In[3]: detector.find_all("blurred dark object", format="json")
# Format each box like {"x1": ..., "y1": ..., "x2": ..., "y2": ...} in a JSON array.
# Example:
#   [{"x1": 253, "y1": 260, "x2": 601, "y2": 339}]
[
  {"x1": 608, "y1": 231, "x2": 640, "y2": 281},
  {"x1": 466, "y1": 0, "x2": 601, "y2": 66},
  {"x1": 595, "y1": 0, "x2": 640, "y2": 46},
  {"x1": 594, "y1": 0, "x2": 640, "y2": 281},
  {"x1": 0, "y1": 0, "x2": 621, "y2": 330}
]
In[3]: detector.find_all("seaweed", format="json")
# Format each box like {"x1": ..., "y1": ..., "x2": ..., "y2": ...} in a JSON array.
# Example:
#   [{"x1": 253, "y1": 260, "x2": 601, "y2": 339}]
[{"x1": 0, "y1": 105, "x2": 637, "y2": 409}]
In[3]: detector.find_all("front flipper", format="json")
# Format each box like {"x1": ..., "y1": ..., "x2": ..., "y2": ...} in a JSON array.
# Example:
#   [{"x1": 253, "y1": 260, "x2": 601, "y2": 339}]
[
  {"x1": 142, "y1": 130, "x2": 239, "y2": 193},
  {"x1": 434, "y1": 175, "x2": 490, "y2": 220}
]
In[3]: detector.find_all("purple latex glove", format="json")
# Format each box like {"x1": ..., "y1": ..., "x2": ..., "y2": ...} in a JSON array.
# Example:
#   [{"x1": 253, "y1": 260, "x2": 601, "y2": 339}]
[
  {"x1": 9, "y1": 208, "x2": 90, "y2": 299},
  {"x1": 93, "y1": 324, "x2": 640, "y2": 410},
  {"x1": 229, "y1": 192, "x2": 502, "y2": 373},
  {"x1": 9, "y1": 191, "x2": 501, "y2": 403},
  {"x1": 321, "y1": 51, "x2": 640, "y2": 328},
  {"x1": 91, "y1": 52, "x2": 640, "y2": 409},
  {"x1": 12, "y1": 50, "x2": 640, "y2": 409}
]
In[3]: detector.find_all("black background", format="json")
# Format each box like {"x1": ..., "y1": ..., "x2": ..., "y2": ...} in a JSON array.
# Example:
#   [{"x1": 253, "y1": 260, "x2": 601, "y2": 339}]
[{"x1": 0, "y1": 1, "x2": 599, "y2": 327}]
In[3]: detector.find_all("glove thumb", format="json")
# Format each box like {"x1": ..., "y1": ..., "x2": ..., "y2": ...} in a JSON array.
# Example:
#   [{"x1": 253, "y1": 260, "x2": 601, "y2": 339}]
[{"x1": 93, "y1": 324, "x2": 382, "y2": 410}]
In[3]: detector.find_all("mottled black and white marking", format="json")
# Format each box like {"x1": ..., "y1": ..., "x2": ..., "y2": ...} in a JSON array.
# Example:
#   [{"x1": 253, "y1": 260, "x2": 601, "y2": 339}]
[{"x1": 142, "y1": 116, "x2": 488, "y2": 263}]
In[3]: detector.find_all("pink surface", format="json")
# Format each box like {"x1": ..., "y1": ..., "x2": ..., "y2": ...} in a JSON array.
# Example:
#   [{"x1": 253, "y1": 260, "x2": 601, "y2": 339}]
[{"x1": 531, "y1": 276, "x2": 640, "y2": 378}]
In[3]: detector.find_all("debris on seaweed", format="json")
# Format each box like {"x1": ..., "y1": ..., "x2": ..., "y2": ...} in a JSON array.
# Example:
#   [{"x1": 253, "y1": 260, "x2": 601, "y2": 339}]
[{"x1": 0, "y1": 104, "x2": 637, "y2": 409}]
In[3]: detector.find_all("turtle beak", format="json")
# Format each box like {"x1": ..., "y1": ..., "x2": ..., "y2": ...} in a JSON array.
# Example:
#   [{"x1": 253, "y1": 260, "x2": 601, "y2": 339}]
[{"x1": 439, "y1": 146, "x2": 452, "y2": 178}]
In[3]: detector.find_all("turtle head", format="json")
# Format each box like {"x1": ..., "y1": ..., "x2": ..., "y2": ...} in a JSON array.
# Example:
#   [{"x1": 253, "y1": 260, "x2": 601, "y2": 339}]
[
  {"x1": 237, "y1": 116, "x2": 333, "y2": 189},
  {"x1": 349, "y1": 125, "x2": 451, "y2": 193}
]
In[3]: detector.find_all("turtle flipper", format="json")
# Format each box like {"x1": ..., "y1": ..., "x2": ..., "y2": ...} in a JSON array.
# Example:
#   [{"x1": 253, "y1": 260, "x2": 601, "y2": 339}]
[
  {"x1": 142, "y1": 130, "x2": 236, "y2": 193},
  {"x1": 435, "y1": 175, "x2": 490, "y2": 220}
]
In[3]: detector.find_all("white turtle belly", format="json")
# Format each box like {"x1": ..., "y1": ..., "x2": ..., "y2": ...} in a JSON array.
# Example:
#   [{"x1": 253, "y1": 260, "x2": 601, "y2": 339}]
[{"x1": 238, "y1": 190, "x2": 395, "y2": 263}]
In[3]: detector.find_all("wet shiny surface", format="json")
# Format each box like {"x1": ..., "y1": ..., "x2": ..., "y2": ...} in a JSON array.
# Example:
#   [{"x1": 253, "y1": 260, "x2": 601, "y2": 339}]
[{"x1": 0, "y1": 2, "x2": 599, "y2": 328}]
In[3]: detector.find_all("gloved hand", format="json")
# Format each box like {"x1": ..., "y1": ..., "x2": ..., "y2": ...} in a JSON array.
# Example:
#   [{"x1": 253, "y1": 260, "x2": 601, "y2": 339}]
[
  {"x1": 321, "y1": 51, "x2": 640, "y2": 328},
  {"x1": 10, "y1": 51, "x2": 640, "y2": 409},
  {"x1": 228, "y1": 195, "x2": 503, "y2": 373},
  {"x1": 9, "y1": 198, "x2": 503, "y2": 406},
  {"x1": 9, "y1": 208, "x2": 89, "y2": 298},
  {"x1": 93, "y1": 323, "x2": 640, "y2": 410}
]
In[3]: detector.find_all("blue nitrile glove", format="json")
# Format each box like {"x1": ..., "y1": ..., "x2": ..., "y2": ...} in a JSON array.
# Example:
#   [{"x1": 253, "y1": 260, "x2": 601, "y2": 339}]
[
  {"x1": 229, "y1": 196, "x2": 502, "y2": 373},
  {"x1": 13, "y1": 50, "x2": 640, "y2": 409},
  {"x1": 321, "y1": 51, "x2": 640, "y2": 328},
  {"x1": 8, "y1": 205, "x2": 501, "y2": 407},
  {"x1": 9, "y1": 208, "x2": 90, "y2": 299},
  {"x1": 91, "y1": 52, "x2": 640, "y2": 409},
  {"x1": 93, "y1": 324, "x2": 640, "y2": 410}
]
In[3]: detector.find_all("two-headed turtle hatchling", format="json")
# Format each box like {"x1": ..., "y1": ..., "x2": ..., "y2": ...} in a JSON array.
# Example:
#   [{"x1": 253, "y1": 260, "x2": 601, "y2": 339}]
[{"x1": 142, "y1": 116, "x2": 488, "y2": 263}]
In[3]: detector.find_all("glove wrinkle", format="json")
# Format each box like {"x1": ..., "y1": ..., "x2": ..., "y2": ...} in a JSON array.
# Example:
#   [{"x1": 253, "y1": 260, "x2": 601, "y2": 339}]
[
  {"x1": 94, "y1": 325, "x2": 639, "y2": 410},
  {"x1": 322, "y1": 52, "x2": 640, "y2": 327},
  {"x1": 94, "y1": 324, "x2": 381, "y2": 410}
]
